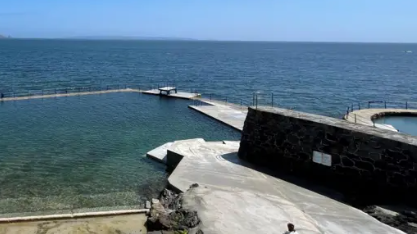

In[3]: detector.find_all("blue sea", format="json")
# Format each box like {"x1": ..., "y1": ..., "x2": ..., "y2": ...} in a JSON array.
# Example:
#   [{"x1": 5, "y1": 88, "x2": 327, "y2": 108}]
[
  {"x1": 1, "y1": 39, "x2": 417, "y2": 117},
  {"x1": 0, "y1": 39, "x2": 417, "y2": 216}
]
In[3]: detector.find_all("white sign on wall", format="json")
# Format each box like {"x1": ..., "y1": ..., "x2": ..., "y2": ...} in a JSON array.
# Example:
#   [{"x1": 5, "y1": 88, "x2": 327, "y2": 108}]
[{"x1": 312, "y1": 151, "x2": 332, "y2": 167}]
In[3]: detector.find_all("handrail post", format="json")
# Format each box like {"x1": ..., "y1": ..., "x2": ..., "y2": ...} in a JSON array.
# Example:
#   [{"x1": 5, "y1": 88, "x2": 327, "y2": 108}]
[
  {"x1": 384, "y1": 101, "x2": 387, "y2": 109},
  {"x1": 358, "y1": 103, "x2": 361, "y2": 110},
  {"x1": 406, "y1": 101, "x2": 408, "y2": 109},
  {"x1": 252, "y1": 93, "x2": 255, "y2": 106},
  {"x1": 354, "y1": 114, "x2": 357, "y2": 123}
]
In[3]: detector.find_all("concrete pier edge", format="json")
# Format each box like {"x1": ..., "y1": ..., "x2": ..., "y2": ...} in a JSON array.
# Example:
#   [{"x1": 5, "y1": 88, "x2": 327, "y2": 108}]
[
  {"x1": 188, "y1": 105, "x2": 243, "y2": 132},
  {"x1": 0, "y1": 88, "x2": 200, "y2": 102},
  {"x1": 0, "y1": 209, "x2": 149, "y2": 223}
]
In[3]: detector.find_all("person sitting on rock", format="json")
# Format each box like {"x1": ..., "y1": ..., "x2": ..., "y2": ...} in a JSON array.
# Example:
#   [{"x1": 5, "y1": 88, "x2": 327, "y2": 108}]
[{"x1": 284, "y1": 223, "x2": 298, "y2": 234}]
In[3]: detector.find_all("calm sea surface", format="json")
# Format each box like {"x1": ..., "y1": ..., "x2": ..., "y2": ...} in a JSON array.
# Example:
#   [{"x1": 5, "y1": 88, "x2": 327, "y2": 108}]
[
  {"x1": 1, "y1": 40, "x2": 417, "y2": 116},
  {"x1": 0, "y1": 93, "x2": 240, "y2": 216},
  {"x1": 1, "y1": 40, "x2": 417, "y2": 216}
]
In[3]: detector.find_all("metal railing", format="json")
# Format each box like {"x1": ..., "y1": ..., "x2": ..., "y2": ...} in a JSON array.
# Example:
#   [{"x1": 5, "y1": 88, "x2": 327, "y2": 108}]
[
  {"x1": 345, "y1": 100, "x2": 417, "y2": 116},
  {"x1": 0, "y1": 83, "x2": 182, "y2": 99},
  {"x1": 191, "y1": 93, "x2": 253, "y2": 110},
  {"x1": 0, "y1": 84, "x2": 143, "y2": 99}
]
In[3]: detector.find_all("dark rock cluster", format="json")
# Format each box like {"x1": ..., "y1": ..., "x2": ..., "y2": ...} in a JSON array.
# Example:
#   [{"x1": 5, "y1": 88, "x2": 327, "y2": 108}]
[
  {"x1": 363, "y1": 205, "x2": 417, "y2": 234},
  {"x1": 147, "y1": 185, "x2": 203, "y2": 234}
]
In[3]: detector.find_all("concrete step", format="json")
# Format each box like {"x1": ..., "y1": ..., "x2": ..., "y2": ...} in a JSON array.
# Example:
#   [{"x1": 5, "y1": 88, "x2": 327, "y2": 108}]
[
  {"x1": 167, "y1": 138, "x2": 206, "y2": 169},
  {"x1": 146, "y1": 142, "x2": 173, "y2": 163}
]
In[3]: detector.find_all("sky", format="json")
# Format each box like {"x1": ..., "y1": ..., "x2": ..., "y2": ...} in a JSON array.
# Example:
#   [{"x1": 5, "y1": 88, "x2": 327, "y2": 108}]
[{"x1": 1, "y1": 0, "x2": 417, "y2": 42}]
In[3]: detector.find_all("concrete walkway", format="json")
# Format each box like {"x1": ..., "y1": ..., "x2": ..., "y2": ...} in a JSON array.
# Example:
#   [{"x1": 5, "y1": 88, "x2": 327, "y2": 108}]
[
  {"x1": 0, "y1": 89, "x2": 142, "y2": 102},
  {"x1": 148, "y1": 139, "x2": 404, "y2": 234},
  {"x1": 345, "y1": 108, "x2": 417, "y2": 131},
  {"x1": 0, "y1": 214, "x2": 147, "y2": 234},
  {"x1": 0, "y1": 88, "x2": 200, "y2": 102},
  {"x1": 189, "y1": 99, "x2": 248, "y2": 131}
]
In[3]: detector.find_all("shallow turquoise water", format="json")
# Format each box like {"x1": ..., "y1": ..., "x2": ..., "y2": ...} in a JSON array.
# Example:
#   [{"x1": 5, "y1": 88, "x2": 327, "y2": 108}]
[
  {"x1": 375, "y1": 116, "x2": 417, "y2": 136},
  {"x1": 0, "y1": 92, "x2": 240, "y2": 216}
]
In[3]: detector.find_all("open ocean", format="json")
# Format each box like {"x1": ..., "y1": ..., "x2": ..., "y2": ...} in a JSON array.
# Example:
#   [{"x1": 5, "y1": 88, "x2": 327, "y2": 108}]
[
  {"x1": 1, "y1": 39, "x2": 417, "y2": 117},
  {"x1": 1, "y1": 39, "x2": 417, "y2": 216}
]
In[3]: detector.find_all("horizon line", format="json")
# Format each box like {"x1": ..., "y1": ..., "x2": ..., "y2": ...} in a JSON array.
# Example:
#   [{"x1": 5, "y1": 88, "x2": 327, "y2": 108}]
[{"x1": 2, "y1": 37, "x2": 417, "y2": 44}]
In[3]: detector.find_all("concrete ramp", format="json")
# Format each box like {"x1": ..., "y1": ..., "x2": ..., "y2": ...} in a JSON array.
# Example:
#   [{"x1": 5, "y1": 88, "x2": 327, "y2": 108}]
[{"x1": 147, "y1": 140, "x2": 405, "y2": 234}]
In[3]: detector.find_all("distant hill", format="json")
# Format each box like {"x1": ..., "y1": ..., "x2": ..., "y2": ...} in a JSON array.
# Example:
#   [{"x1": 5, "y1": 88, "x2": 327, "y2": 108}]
[
  {"x1": 0, "y1": 35, "x2": 11, "y2": 39},
  {"x1": 63, "y1": 36, "x2": 197, "y2": 41}
]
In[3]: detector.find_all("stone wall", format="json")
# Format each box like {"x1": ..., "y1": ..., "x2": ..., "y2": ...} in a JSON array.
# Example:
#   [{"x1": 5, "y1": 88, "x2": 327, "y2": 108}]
[{"x1": 238, "y1": 107, "x2": 417, "y2": 202}]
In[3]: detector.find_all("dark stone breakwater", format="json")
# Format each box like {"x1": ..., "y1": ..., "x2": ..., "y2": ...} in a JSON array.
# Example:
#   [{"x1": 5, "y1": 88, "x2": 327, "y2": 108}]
[{"x1": 239, "y1": 107, "x2": 417, "y2": 205}]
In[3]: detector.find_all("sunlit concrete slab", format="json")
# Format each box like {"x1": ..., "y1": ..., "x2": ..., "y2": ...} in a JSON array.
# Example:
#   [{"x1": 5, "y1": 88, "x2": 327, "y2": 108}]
[
  {"x1": 146, "y1": 142, "x2": 173, "y2": 163},
  {"x1": 188, "y1": 103, "x2": 247, "y2": 131},
  {"x1": 148, "y1": 140, "x2": 405, "y2": 234}
]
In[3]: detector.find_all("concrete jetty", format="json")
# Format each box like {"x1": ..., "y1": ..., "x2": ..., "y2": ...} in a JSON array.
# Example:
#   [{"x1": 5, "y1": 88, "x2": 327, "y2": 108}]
[
  {"x1": 0, "y1": 89, "x2": 141, "y2": 102},
  {"x1": 345, "y1": 108, "x2": 417, "y2": 131},
  {"x1": 142, "y1": 88, "x2": 200, "y2": 99},
  {"x1": 188, "y1": 99, "x2": 248, "y2": 131},
  {"x1": 0, "y1": 87, "x2": 200, "y2": 102},
  {"x1": 146, "y1": 139, "x2": 404, "y2": 234}
]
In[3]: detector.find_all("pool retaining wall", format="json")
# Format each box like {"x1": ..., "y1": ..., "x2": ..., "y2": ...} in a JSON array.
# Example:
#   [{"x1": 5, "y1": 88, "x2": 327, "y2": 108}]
[{"x1": 238, "y1": 107, "x2": 417, "y2": 202}]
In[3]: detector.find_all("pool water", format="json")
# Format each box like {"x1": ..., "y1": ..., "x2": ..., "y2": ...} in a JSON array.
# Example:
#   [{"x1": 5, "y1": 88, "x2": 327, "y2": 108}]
[
  {"x1": 0, "y1": 92, "x2": 240, "y2": 217},
  {"x1": 374, "y1": 116, "x2": 417, "y2": 137}
]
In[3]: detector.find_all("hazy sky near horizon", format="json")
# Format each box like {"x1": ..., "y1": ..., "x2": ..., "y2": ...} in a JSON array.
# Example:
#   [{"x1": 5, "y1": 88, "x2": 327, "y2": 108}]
[{"x1": 1, "y1": 0, "x2": 416, "y2": 42}]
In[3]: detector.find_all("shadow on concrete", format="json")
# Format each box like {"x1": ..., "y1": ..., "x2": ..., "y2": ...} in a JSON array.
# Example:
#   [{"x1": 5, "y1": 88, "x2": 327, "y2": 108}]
[{"x1": 221, "y1": 152, "x2": 350, "y2": 205}]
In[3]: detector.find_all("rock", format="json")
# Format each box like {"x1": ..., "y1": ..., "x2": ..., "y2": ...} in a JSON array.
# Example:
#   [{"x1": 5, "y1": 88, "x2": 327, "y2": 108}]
[
  {"x1": 161, "y1": 231, "x2": 175, "y2": 234},
  {"x1": 363, "y1": 205, "x2": 417, "y2": 234},
  {"x1": 147, "y1": 187, "x2": 202, "y2": 233},
  {"x1": 160, "y1": 188, "x2": 182, "y2": 210},
  {"x1": 145, "y1": 201, "x2": 151, "y2": 209},
  {"x1": 190, "y1": 183, "x2": 199, "y2": 188}
]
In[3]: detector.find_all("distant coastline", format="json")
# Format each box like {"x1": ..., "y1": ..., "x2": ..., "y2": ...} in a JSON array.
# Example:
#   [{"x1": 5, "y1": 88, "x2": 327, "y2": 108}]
[
  {"x1": 0, "y1": 34, "x2": 11, "y2": 39},
  {"x1": 61, "y1": 36, "x2": 198, "y2": 41}
]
